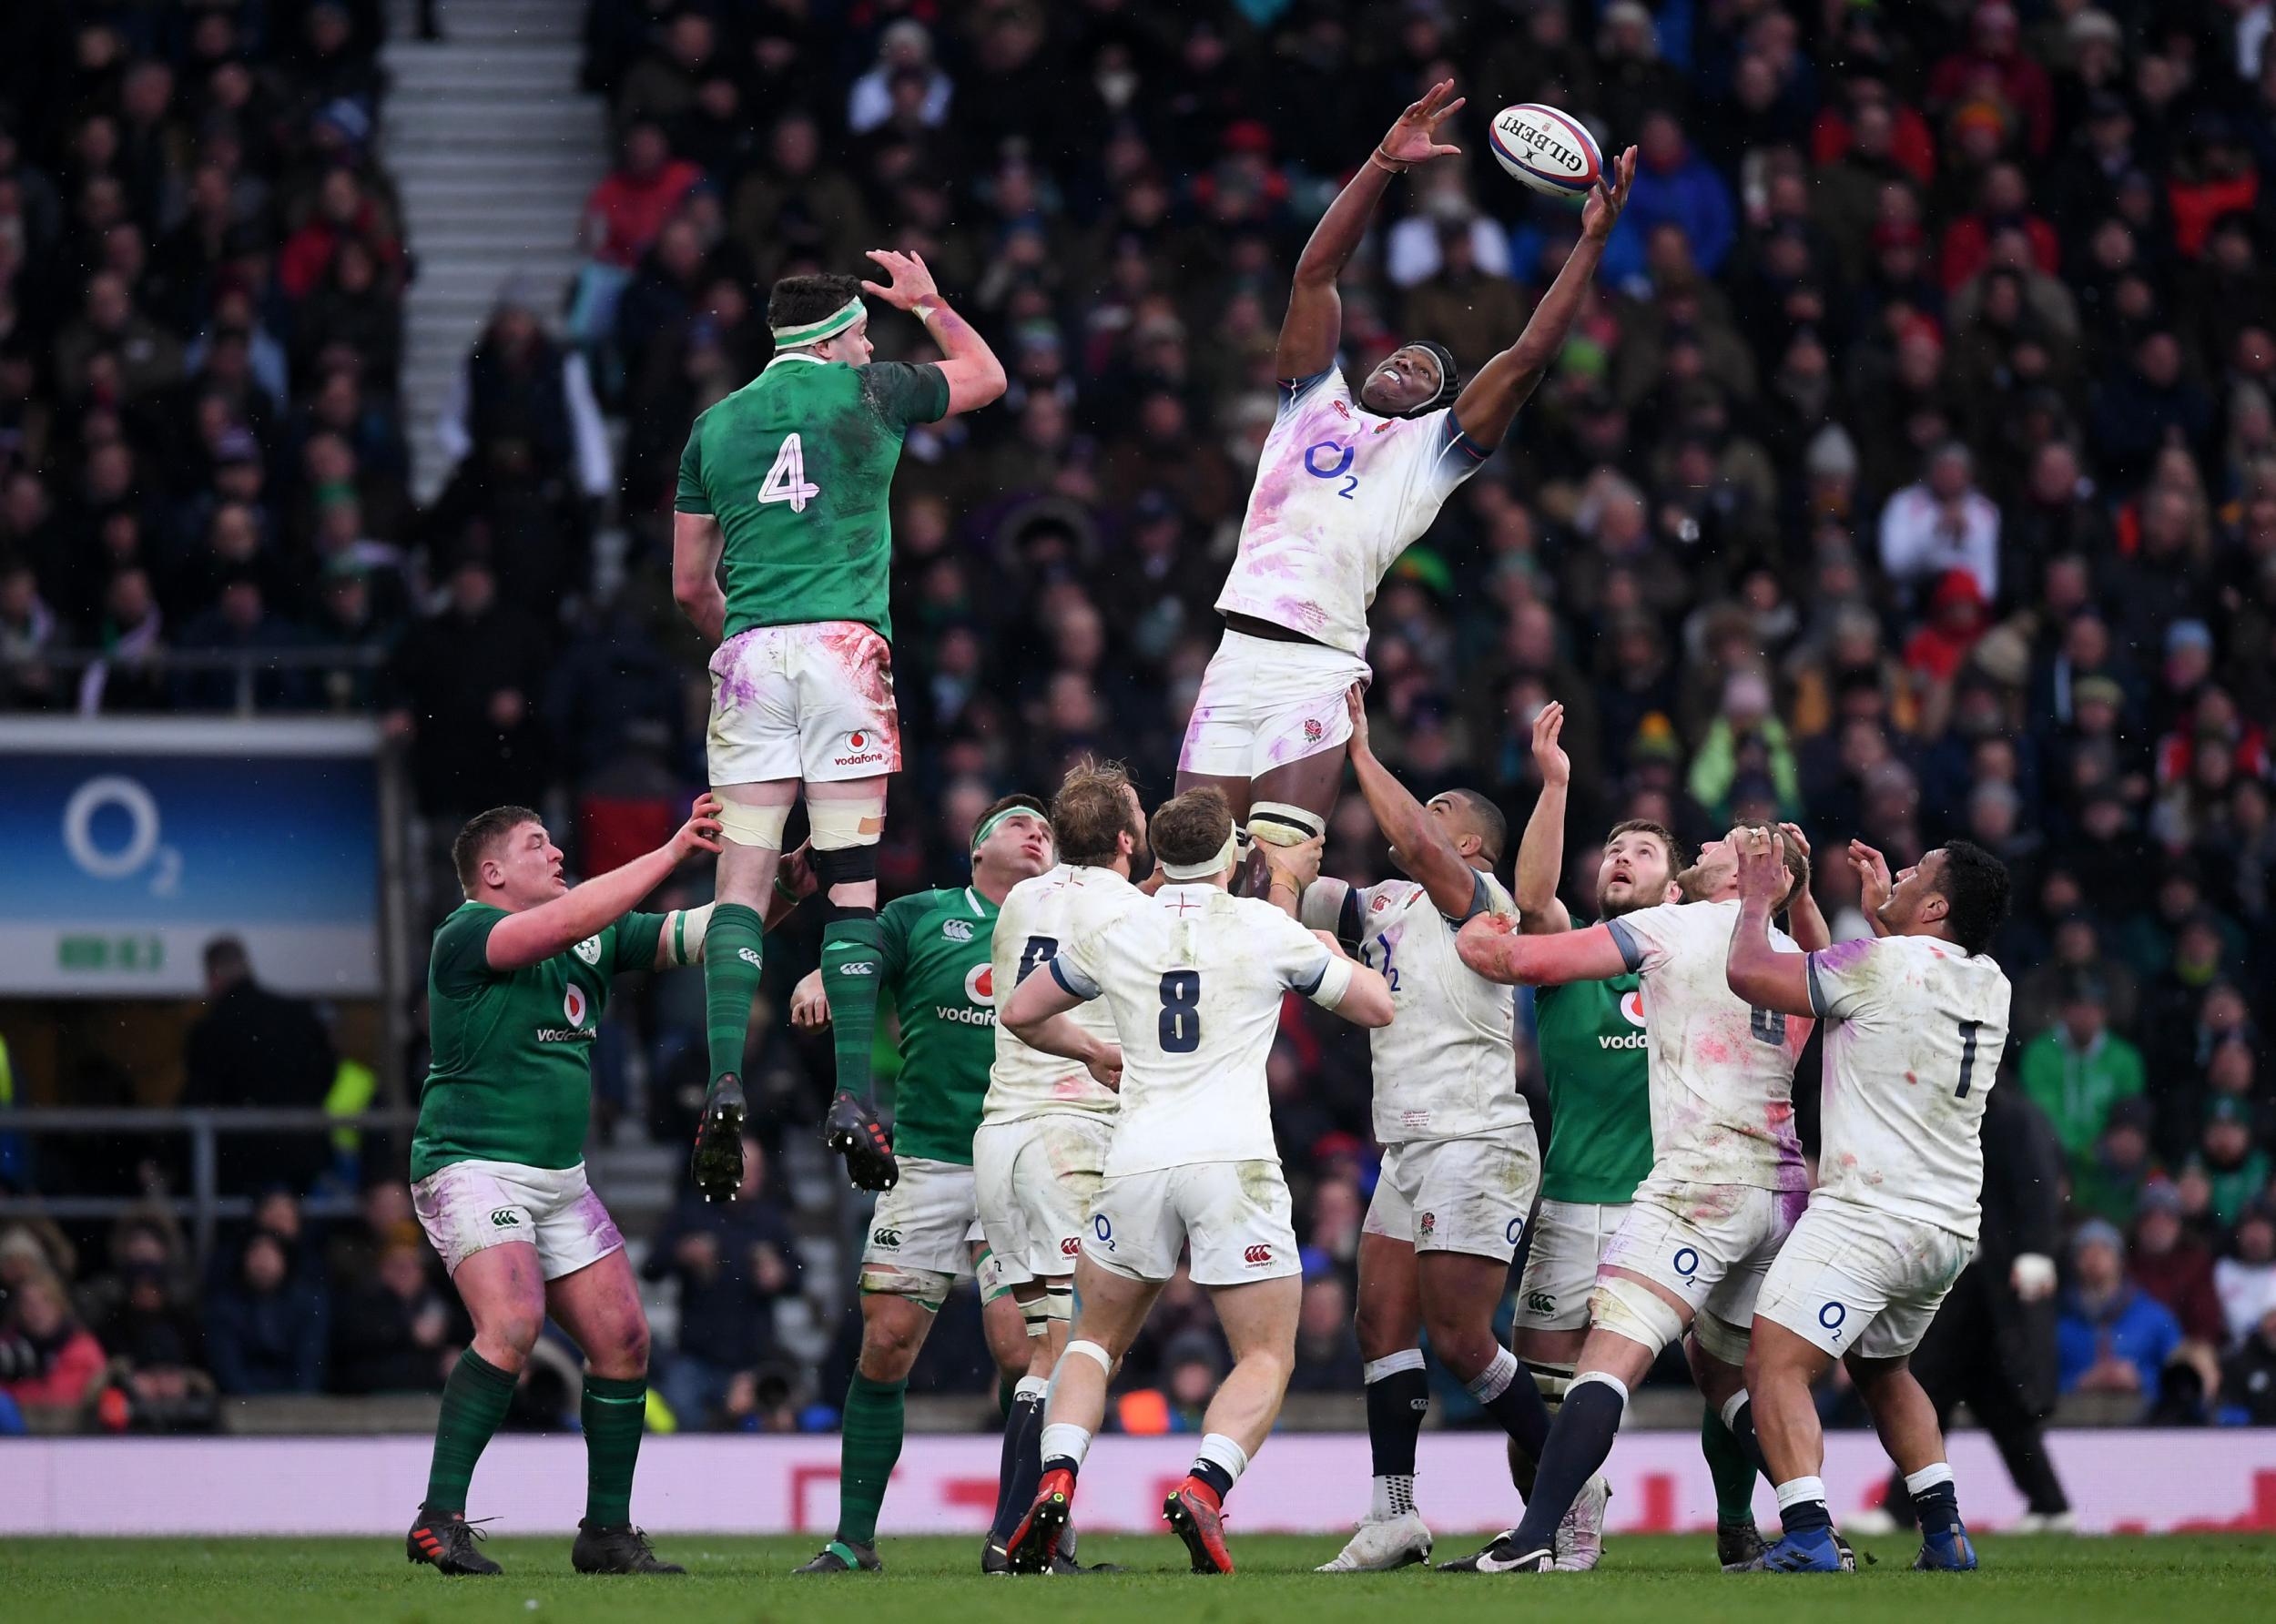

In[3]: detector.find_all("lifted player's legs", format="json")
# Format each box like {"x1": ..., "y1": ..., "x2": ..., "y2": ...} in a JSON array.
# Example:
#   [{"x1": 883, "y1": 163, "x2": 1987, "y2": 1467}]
[
  {"x1": 810, "y1": 778, "x2": 898, "y2": 1191},
  {"x1": 1322, "y1": 1232, "x2": 1430, "y2": 1570},
  {"x1": 547, "y1": 1249, "x2": 684, "y2": 1574},
  {"x1": 1173, "y1": 747, "x2": 1341, "y2": 895},
  {"x1": 694, "y1": 779, "x2": 794, "y2": 1199}
]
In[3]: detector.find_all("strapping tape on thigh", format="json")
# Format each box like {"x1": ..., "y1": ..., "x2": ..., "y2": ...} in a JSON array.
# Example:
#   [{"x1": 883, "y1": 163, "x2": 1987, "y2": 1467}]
[
  {"x1": 1692, "y1": 1309, "x2": 1752, "y2": 1365},
  {"x1": 808, "y1": 800, "x2": 883, "y2": 850},
  {"x1": 716, "y1": 800, "x2": 788, "y2": 849},
  {"x1": 1246, "y1": 801, "x2": 1326, "y2": 847}
]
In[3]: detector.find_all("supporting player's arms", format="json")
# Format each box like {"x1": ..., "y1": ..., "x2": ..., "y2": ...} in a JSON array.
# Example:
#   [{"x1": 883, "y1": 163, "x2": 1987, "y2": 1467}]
[
  {"x1": 1345, "y1": 685, "x2": 1481, "y2": 920},
  {"x1": 1318, "y1": 931, "x2": 1395, "y2": 1027},
  {"x1": 1450, "y1": 145, "x2": 1635, "y2": 449},
  {"x1": 1513, "y1": 701, "x2": 1572, "y2": 934},
  {"x1": 1775, "y1": 821, "x2": 1832, "y2": 953},
  {"x1": 671, "y1": 513, "x2": 727, "y2": 642},
  {"x1": 1724, "y1": 827, "x2": 1814, "y2": 1016},
  {"x1": 1277, "y1": 80, "x2": 1465, "y2": 379},
  {"x1": 1455, "y1": 913, "x2": 1625, "y2": 987},
  {"x1": 1260, "y1": 833, "x2": 1325, "y2": 919},
  {"x1": 862, "y1": 249, "x2": 1005, "y2": 416},
  {"x1": 999, "y1": 969, "x2": 1123, "y2": 1089},
  {"x1": 1849, "y1": 840, "x2": 1895, "y2": 938},
  {"x1": 487, "y1": 796, "x2": 723, "y2": 971}
]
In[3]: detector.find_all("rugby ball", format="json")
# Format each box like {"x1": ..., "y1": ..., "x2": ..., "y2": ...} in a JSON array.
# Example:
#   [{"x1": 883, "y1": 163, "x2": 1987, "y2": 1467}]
[{"x1": 1489, "y1": 103, "x2": 1604, "y2": 198}]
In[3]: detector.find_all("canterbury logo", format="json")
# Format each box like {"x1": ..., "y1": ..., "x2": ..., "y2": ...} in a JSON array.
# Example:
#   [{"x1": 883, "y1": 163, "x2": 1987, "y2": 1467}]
[
  {"x1": 1525, "y1": 1290, "x2": 1556, "y2": 1314},
  {"x1": 738, "y1": 949, "x2": 761, "y2": 968},
  {"x1": 871, "y1": 1227, "x2": 901, "y2": 1247},
  {"x1": 838, "y1": 962, "x2": 877, "y2": 977},
  {"x1": 1060, "y1": 1236, "x2": 1082, "y2": 1256},
  {"x1": 1243, "y1": 1243, "x2": 1273, "y2": 1265},
  {"x1": 490, "y1": 1209, "x2": 522, "y2": 1228}
]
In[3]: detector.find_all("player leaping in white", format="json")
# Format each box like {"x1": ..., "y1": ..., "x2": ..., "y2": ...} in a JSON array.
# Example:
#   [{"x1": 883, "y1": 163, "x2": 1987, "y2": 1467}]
[
  {"x1": 1724, "y1": 834, "x2": 2014, "y2": 1575},
  {"x1": 1176, "y1": 82, "x2": 1634, "y2": 882}
]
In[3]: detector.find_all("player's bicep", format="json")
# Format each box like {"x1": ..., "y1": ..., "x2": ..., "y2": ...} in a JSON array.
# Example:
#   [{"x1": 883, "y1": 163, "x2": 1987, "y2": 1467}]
[
  {"x1": 1275, "y1": 279, "x2": 1341, "y2": 381},
  {"x1": 1298, "y1": 877, "x2": 1358, "y2": 949},
  {"x1": 673, "y1": 427, "x2": 711, "y2": 514},
  {"x1": 865, "y1": 360, "x2": 950, "y2": 427},
  {"x1": 434, "y1": 910, "x2": 505, "y2": 992},
  {"x1": 614, "y1": 912, "x2": 666, "y2": 975},
  {"x1": 1600, "y1": 904, "x2": 1683, "y2": 976},
  {"x1": 1804, "y1": 939, "x2": 1881, "y2": 1022}
]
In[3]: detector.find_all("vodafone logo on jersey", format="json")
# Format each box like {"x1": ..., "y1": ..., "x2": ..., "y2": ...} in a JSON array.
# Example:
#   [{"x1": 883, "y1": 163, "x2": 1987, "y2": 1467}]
[
  {"x1": 1620, "y1": 990, "x2": 1646, "y2": 1027},
  {"x1": 964, "y1": 963, "x2": 995, "y2": 1006},
  {"x1": 934, "y1": 961, "x2": 999, "y2": 1028},
  {"x1": 564, "y1": 983, "x2": 589, "y2": 1027},
  {"x1": 833, "y1": 727, "x2": 891, "y2": 768},
  {"x1": 1600, "y1": 988, "x2": 1649, "y2": 1051}
]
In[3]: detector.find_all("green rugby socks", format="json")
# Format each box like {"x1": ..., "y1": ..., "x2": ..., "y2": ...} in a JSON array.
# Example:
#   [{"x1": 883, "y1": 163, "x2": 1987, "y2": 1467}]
[
  {"x1": 582, "y1": 1374, "x2": 648, "y2": 1526},
  {"x1": 704, "y1": 902, "x2": 765, "y2": 1081},
  {"x1": 1703, "y1": 1401, "x2": 1761, "y2": 1525},
  {"x1": 835, "y1": 1369, "x2": 908, "y2": 1546},
  {"x1": 819, "y1": 917, "x2": 885, "y2": 1101},
  {"x1": 424, "y1": 1349, "x2": 517, "y2": 1513}
]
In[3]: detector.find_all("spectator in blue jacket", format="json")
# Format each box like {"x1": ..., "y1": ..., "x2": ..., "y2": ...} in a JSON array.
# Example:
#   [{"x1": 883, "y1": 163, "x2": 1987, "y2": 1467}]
[
  {"x1": 2058, "y1": 1217, "x2": 2181, "y2": 1407},
  {"x1": 205, "y1": 1229, "x2": 329, "y2": 1396},
  {"x1": 1601, "y1": 110, "x2": 1736, "y2": 288}
]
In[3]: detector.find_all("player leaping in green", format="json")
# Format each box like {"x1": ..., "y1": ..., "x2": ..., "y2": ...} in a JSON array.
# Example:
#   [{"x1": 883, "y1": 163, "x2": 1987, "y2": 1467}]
[
  {"x1": 404, "y1": 794, "x2": 804, "y2": 1577},
  {"x1": 673, "y1": 251, "x2": 1006, "y2": 1202}
]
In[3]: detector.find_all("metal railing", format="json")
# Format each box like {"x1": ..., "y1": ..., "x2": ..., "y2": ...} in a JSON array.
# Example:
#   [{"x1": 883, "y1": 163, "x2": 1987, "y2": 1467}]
[
  {"x1": 0, "y1": 1107, "x2": 420, "y2": 1262},
  {"x1": 1, "y1": 645, "x2": 390, "y2": 718}
]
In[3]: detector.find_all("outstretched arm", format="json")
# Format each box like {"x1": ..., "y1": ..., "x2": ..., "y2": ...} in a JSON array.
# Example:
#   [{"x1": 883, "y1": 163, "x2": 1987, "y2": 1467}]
[
  {"x1": 1726, "y1": 827, "x2": 1814, "y2": 1016},
  {"x1": 487, "y1": 797, "x2": 723, "y2": 970},
  {"x1": 1849, "y1": 840, "x2": 1895, "y2": 939},
  {"x1": 861, "y1": 249, "x2": 1005, "y2": 416},
  {"x1": 1514, "y1": 701, "x2": 1574, "y2": 934},
  {"x1": 1344, "y1": 685, "x2": 1483, "y2": 919},
  {"x1": 1776, "y1": 821, "x2": 1832, "y2": 952},
  {"x1": 1278, "y1": 81, "x2": 1465, "y2": 380},
  {"x1": 1456, "y1": 913, "x2": 1628, "y2": 987},
  {"x1": 1451, "y1": 145, "x2": 1634, "y2": 449}
]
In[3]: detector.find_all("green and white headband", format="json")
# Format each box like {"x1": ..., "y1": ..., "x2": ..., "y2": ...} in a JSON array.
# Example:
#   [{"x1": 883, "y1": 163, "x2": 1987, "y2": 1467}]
[
  {"x1": 971, "y1": 805, "x2": 1046, "y2": 855},
  {"x1": 770, "y1": 297, "x2": 866, "y2": 347}
]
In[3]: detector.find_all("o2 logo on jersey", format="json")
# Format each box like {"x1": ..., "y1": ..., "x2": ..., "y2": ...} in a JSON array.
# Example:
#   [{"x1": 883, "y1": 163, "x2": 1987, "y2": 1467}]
[
  {"x1": 564, "y1": 983, "x2": 589, "y2": 1028},
  {"x1": 1506, "y1": 1216, "x2": 1525, "y2": 1246},
  {"x1": 1092, "y1": 1213, "x2": 1115, "y2": 1252},
  {"x1": 1819, "y1": 1301, "x2": 1848, "y2": 1345},
  {"x1": 1620, "y1": 990, "x2": 1646, "y2": 1028},
  {"x1": 1671, "y1": 1245, "x2": 1700, "y2": 1280},
  {"x1": 1303, "y1": 440, "x2": 1359, "y2": 501},
  {"x1": 964, "y1": 963, "x2": 995, "y2": 1006},
  {"x1": 574, "y1": 936, "x2": 603, "y2": 966}
]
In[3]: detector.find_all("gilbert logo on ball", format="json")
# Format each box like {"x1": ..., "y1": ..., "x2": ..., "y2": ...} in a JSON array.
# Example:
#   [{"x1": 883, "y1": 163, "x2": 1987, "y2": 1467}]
[{"x1": 1489, "y1": 103, "x2": 1603, "y2": 198}]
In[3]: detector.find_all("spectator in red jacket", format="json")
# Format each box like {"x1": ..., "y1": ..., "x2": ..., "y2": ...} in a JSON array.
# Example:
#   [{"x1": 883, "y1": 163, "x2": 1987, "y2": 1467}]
[
  {"x1": 581, "y1": 119, "x2": 700, "y2": 270},
  {"x1": 1926, "y1": 2, "x2": 2056, "y2": 157},
  {"x1": 1941, "y1": 161, "x2": 2060, "y2": 292},
  {"x1": 2129, "y1": 1181, "x2": 2228, "y2": 1348},
  {"x1": 1, "y1": 1271, "x2": 107, "y2": 1415}
]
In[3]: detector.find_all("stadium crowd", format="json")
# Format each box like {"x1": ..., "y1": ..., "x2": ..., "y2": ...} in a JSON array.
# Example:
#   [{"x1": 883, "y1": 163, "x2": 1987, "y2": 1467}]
[{"x1": 5, "y1": 2, "x2": 2276, "y2": 1430}]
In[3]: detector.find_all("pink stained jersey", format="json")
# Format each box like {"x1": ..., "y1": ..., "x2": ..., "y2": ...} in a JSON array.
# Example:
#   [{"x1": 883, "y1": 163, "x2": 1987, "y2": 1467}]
[{"x1": 1213, "y1": 368, "x2": 1491, "y2": 656}]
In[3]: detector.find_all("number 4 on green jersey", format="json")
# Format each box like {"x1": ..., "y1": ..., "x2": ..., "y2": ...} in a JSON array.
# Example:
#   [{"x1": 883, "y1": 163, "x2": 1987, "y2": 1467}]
[{"x1": 758, "y1": 432, "x2": 821, "y2": 513}]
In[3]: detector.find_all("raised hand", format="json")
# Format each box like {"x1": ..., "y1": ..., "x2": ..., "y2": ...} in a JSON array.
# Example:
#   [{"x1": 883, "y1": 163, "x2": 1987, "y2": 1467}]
[
  {"x1": 1380, "y1": 79, "x2": 1466, "y2": 167},
  {"x1": 1532, "y1": 701, "x2": 1570, "y2": 789},
  {"x1": 1345, "y1": 683, "x2": 1373, "y2": 758},
  {"x1": 859, "y1": 248, "x2": 940, "y2": 311},
  {"x1": 1736, "y1": 826, "x2": 1787, "y2": 903},
  {"x1": 670, "y1": 793, "x2": 724, "y2": 861},
  {"x1": 1848, "y1": 839, "x2": 1893, "y2": 912},
  {"x1": 1581, "y1": 145, "x2": 1637, "y2": 243}
]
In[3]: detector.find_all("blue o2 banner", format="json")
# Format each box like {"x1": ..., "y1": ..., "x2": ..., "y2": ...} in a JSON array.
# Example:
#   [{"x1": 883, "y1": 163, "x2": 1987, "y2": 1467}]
[{"x1": 0, "y1": 718, "x2": 383, "y2": 997}]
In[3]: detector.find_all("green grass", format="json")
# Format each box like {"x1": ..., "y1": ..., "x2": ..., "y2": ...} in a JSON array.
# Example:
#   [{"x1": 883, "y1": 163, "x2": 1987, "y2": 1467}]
[{"x1": 7, "y1": 1534, "x2": 2274, "y2": 1624}]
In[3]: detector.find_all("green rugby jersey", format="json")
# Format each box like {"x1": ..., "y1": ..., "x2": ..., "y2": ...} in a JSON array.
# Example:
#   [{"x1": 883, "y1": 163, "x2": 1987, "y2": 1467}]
[
  {"x1": 675, "y1": 353, "x2": 950, "y2": 641},
  {"x1": 411, "y1": 903, "x2": 666, "y2": 1182},
  {"x1": 1531, "y1": 961, "x2": 1655, "y2": 1205},
  {"x1": 878, "y1": 885, "x2": 998, "y2": 1166}
]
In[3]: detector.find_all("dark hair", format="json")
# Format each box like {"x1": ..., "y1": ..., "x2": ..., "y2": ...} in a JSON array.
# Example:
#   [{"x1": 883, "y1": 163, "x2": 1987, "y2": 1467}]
[
  {"x1": 1931, "y1": 839, "x2": 2012, "y2": 955},
  {"x1": 1607, "y1": 817, "x2": 1687, "y2": 872},
  {"x1": 1438, "y1": 787, "x2": 1507, "y2": 866},
  {"x1": 1151, "y1": 787, "x2": 1234, "y2": 868},
  {"x1": 1051, "y1": 760, "x2": 1140, "y2": 868},
  {"x1": 767, "y1": 272, "x2": 864, "y2": 334},
  {"x1": 202, "y1": 936, "x2": 249, "y2": 979},
  {"x1": 452, "y1": 805, "x2": 543, "y2": 897}
]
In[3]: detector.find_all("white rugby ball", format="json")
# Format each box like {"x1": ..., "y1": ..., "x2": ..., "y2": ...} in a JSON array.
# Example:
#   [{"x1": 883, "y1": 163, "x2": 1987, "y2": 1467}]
[{"x1": 1489, "y1": 103, "x2": 1604, "y2": 198}]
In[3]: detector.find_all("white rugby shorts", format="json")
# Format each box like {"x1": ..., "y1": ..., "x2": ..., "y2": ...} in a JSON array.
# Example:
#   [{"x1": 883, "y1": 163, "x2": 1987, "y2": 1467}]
[
  {"x1": 974, "y1": 1111, "x2": 1113, "y2": 1285},
  {"x1": 1516, "y1": 1198, "x2": 1634, "y2": 1333},
  {"x1": 1596, "y1": 1172, "x2": 1808, "y2": 1331},
  {"x1": 412, "y1": 1159, "x2": 623, "y2": 1281},
  {"x1": 1753, "y1": 1195, "x2": 1974, "y2": 1361},
  {"x1": 1085, "y1": 1160, "x2": 1301, "y2": 1286},
  {"x1": 1176, "y1": 630, "x2": 1370, "y2": 780},
  {"x1": 707, "y1": 619, "x2": 900, "y2": 785},
  {"x1": 1363, "y1": 1132, "x2": 1539, "y2": 1261},
  {"x1": 859, "y1": 1155, "x2": 990, "y2": 1305}
]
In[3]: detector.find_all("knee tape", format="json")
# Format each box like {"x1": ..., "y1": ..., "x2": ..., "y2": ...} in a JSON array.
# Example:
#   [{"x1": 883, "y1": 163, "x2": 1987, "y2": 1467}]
[
  {"x1": 1589, "y1": 1275, "x2": 1688, "y2": 1359},
  {"x1": 808, "y1": 801, "x2": 883, "y2": 852},
  {"x1": 1246, "y1": 801, "x2": 1326, "y2": 848},
  {"x1": 1062, "y1": 1338, "x2": 1113, "y2": 1376},
  {"x1": 716, "y1": 800, "x2": 788, "y2": 849},
  {"x1": 1043, "y1": 1286, "x2": 1072, "y2": 1325},
  {"x1": 810, "y1": 844, "x2": 878, "y2": 893},
  {"x1": 1019, "y1": 1294, "x2": 1053, "y2": 1339},
  {"x1": 1693, "y1": 1309, "x2": 1753, "y2": 1366}
]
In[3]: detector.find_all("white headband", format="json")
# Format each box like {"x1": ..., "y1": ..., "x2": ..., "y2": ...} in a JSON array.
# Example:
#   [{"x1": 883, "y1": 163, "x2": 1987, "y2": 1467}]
[
  {"x1": 1159, "y1": 833, "x2": 1238, "y2": 882},
  {"x1": 770, "y1": 296, "x2": 865, "y2": 347}
]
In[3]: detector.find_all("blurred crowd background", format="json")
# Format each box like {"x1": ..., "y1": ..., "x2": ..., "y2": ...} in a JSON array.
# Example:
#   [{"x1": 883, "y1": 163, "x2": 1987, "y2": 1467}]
[{"x1": 5, "y1": 1, "x2": 2276, "y2": 1439}]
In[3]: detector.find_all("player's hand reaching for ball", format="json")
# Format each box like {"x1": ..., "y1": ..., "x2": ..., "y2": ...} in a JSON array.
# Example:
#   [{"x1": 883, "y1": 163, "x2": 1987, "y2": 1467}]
[
  {"x1": 1848, "y1": 838, "x2": 1895, "y2": 931},
  {"x1": 670, "y1": 794, "x2": 725, "y2": 862},
  {"x1": 1735, "y1": 826, "x2": 1786, "y2": 903},
  {"x1": 860, "y1": 248, "x2": 939, "y2": 312},
  {"x1": 1344, "y1": 683, "x2": 1373, "y2": 759},
  {"x1": 790, "y1": 969, "x2": 831, "y2": 1031},
  {"x1": 1264, "y1": 833, "x2": 1325, "y2": 900},
  {"x1": 1379, "y1": 79, "x2": 1466, "y2": 168},
  {"x1": 1455, "y1": 911, "x2": 1519, "y2": 982},
  {"x1": 1580, "y1": 145, "x2": 1638, "y2": 244},
  {"x1": 1531, "y1": 701, "x2": 1570, "y2": 789}
]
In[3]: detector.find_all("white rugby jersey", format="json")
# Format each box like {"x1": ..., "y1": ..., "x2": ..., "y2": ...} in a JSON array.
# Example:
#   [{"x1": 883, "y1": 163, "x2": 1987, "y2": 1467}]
[
  {"x1": 1805, "y1": 933, "x2": 2013, "y2": 1241},
  {"x1": 1604, "y1": 898, "x2": 1813, "y2": 1193},
  {"x1": 1213, "y1": 368, "x2": 1490, "y2": 656},
  {"x1": 1303, "y1": 870, "x2": 1529, "y2": 1145},
  {"x1": 984, "y1": 863, "x2": 1143, "y2": 1125},
  {"x1": 1050, "y1": 884, "x2": 1349, "y2": 1177}
]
